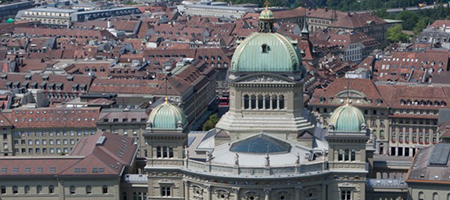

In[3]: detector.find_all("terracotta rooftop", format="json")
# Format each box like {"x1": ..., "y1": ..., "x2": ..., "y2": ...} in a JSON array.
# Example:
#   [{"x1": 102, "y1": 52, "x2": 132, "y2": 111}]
[{"x1": 0, "y1": 131, "x2": 137, "y2": 177}]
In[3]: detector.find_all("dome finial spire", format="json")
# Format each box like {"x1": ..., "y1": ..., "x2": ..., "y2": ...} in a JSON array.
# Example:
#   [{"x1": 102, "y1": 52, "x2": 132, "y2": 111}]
[{"x1": 265, "y1": 0, "x2": 269, "y2": 10}]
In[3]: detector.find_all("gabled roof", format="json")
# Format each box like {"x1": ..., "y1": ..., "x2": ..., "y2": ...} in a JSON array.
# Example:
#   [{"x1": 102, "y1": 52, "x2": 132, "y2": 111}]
[{"x1": 0, "y1": 131, "x2": 137, "y2": 177}]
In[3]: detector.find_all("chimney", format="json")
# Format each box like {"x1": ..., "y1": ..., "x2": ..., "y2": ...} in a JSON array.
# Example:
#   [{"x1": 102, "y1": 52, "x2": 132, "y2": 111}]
[
  {"x1": 107, "y1": 20, "x2": 111, "y2": 28},
  {"x1": 347, "y1": 12, "x2": 351, "y2": 17},
  {"x1": 325, "y1": 7, "x2": 328, "y2": 12}
]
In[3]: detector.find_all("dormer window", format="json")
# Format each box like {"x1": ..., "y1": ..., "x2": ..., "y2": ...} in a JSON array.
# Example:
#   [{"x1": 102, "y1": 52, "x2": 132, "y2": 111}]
[{"x1": 262, "y1": 44, "x2": 269, "y2": 53}]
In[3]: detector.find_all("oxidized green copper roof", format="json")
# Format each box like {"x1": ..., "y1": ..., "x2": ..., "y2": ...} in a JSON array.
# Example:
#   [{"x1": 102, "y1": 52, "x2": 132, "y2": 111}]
[
  {"x1": 148, "y1": 101, "x2": 186, "y2": 129},
  {"x1": 259, "y1": 9, "x2": 274, "y2": 20},
  {"x1": 5, "y1": 18, "x2": 14, "y2": 24},
  {"x1": 329, "y1": 104, "x2": 365, "y2": 132},
  {"x1": 230, "y1": 33, "x2": 302, "y2": 72}
]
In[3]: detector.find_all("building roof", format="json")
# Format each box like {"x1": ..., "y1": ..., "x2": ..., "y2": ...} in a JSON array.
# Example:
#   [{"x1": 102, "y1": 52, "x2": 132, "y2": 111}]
[
  {"x1": 1, "y1": 107, "x2": 99, "y2": 128},
  {"x1": 230, "y1": 32, "x2": 302, "y2": 72},
  {"x1": 147, "y1": 100, "x2": 186, "y2": 129},
  {"x1": 0, "y1": 131, "x2": 137, "y2": 177},
  {"x1": 406, "y1": 143, "x2": 450, "y2": 184},
  {"x1": 329, "y1": 104, "x2": 365, "y2": 132}
]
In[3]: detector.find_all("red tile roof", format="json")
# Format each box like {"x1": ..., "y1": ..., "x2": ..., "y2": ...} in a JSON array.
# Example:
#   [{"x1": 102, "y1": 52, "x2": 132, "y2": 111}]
[
  {"x1": 0, "y1": 131, "x2": 137, "y2": 177},
  {"x1": 1, "y1": 107, "x2": 99, "y2": 128}
]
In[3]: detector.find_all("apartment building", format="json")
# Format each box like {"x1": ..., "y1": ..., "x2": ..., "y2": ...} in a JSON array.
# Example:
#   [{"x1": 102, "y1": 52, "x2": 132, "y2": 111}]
[
  {"x1": 309, "y1": 78, "x2": 446, "y2": 157},
  {"x1": 0, "y1": 107, "x2": 99, "y2": 156}
]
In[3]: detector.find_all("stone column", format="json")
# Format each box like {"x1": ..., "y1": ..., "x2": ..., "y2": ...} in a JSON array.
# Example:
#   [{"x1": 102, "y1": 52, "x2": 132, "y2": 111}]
[
  {"x1": 322, "y1": 183, "x2": 327, "y2": 200},
  {"x1": 295, "y1": 186, "x2": 302, "y2": 200},
  {"x1": 264, "y1": 188, "x2": 271, "y2": 200},
  {"x1": 184, "y1": 181, "x2": 189, "y2": 200},
  {"x1": 204, "y1": 184, "x2": 211, "y2": 200},
  {"x1": 232, "y1": 187, "x2": 240, "y2": 200},
  {"x1": 409, "y1": 148, "x2": 413, "y2": 157}
]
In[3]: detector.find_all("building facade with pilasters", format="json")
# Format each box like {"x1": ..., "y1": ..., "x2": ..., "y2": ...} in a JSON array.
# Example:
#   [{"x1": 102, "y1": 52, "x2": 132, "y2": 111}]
[{"x1": 144, "y1": 7, "x2": 372, "y2": 200}]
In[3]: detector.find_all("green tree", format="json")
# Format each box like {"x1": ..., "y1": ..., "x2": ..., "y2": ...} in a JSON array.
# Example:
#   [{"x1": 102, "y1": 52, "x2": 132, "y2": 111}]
[
  {"x1": 413, "y1": 19, "x2": 427, "y2": 35},
  {"x1": 396, "y1": 10, "x2": 419, "y2": 30},
  {"x1": 387, "y1": 25, "x2": 409, "y2": 43},
  {"x1": 202, "y1": 113, "x2": 220, "y2": 131}
]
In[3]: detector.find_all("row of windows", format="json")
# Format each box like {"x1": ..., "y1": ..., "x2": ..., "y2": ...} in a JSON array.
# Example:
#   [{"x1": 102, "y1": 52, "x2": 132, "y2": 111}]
[
  {"x1": 24, "y1": 11, "x2": 70, "y2": 17},
  {"x1": 15, "y1": 139, "x2": 77, "y2": 145},
  {"x1": 84, "y1": 67, "x2": 106, "y2": 72},
  {"x1": 0, "y1": 185, "x2": 107, "y2": 195},
  {"x1": 15, "y1": 147, "x2": 71, "y2": 154},
  {"x1": 122, "y1": 191, "x2": 148, "y2": 200},
  {"x1": 156, "y1": 146, "x2": 174, "y2": 158},
  {"x1": 243, "y1": 94, "x2": 285, "y2": 110},
  {"x1": 417, "y1": 191, "x2": 449, "y2": 200},
  {"x1": 14, "y1": 130, "x2": 95, "y2": 137},
  {"x1": 392, "y1": 118, "x2": 438, "y2": 125},
  {"x1": 338, "y1": 149, "x2": 356, "y2": 161}
]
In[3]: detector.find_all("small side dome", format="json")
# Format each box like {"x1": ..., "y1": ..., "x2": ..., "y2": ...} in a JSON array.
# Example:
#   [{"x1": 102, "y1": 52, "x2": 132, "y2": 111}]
[
  {"x1": 148, "y1": 100, "x2": 187, "y2": 129},
  {"x1": 259, "y1": 9, "x2": 274, "y2": 20},
  {"x1": 328, "y1": 104, "x2": 365, "y2": 132}
]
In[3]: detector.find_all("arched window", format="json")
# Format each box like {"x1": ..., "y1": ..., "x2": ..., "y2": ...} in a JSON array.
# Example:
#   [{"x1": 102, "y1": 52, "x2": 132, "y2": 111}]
[
  {"x1": 250, "y1": 95, "x2": 256, "y2": 109},
  {"x1": 419, "y1": 191, "x2": 424, "y2": 200},
  {"x1": 92, "y1": 67, "x2": 97, "y2": 72},
  {"x1": 258, "y1": 95, "x2": 264, "y2": 109},
  {"x1": 264, "y1": 95, "x2": 270, "y2": 109},
  {"x1": 70, "y1": 186, "x2": 75, "y2": 194},
  {"x1": 25, "y1": 185, "x2": 30, "y2": 194},
  {"x1": 351, "y1": 149, "x2": 356, "y2": 161},
  {"x1": 279, "y1": 95, "x2": 285, "y2": 109},
  {"x1": 86, "y1": 186, "x2": 92, "y2": 194},
  {"x1": 49, "y1": 185, "x2": 54, "y2": 194},
  {"x1": 100, "y1": 67, "x2": 105, "y2": 72},
  {"x1": 102, "y1": 186, "x2": 108, "y2": 194},
  {"x1": 1, "y1": 185, "x2": 5, "y2": 194},
  {"x1": 272, "y1": 95, "x2": 278, "y2": 109},
  {"x1": 244, "y1": 95, "x2": 249, "y2": 109},
  {"x1": 13, "y1": 186, "x2": 18, "y2": 194},
  {"x1": 84, "y1": 67, "x2": 89, "y2": 72},
  {"x1": 433, "y1": 192, "x2": 439, "y2": 200},
  {"x1": 380, "y1": 130, "x2": 385, "y2": 140},
  {"x1": 37, "y1": 185, "x2": 42, "y2": 194}
]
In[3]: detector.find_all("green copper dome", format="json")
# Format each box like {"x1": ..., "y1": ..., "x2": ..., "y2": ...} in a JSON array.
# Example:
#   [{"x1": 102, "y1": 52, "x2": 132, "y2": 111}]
[
  {"x1": 148, "y1": 101, "x2": 187, "y2": 129},
  {"x1": 259, "y1": 9, "x2": 274, "y2": 20},
  {"x1": 230, "y1": 33, "x2": 302, "y2": 72},
  {"x1": 329, "y1": 104, "x2": 365, "y2": 132}
]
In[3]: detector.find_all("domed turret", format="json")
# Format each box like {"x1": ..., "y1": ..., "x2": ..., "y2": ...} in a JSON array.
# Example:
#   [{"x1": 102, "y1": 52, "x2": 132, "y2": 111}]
[
  {"x1": 148, "y1": 99, "x2": 187, "y2": 130},
  {"x1": 328, "y1": 104, "x2": 365, "y2": 132},
  {"x1": 229, "y1": 1, "x2": 303, "y2": 74}
]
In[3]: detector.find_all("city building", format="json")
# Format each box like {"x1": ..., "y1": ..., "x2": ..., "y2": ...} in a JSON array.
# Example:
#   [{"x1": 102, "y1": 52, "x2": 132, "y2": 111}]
[
  {"x1": 0, "y1": 1, "x2": 34, "y2": 22},
  {"x1": 143, "y1": 7, "x2": 372, "y2": 200},
  {"x1": 16, "y1": 7, "x2": 77, "y2": 26},
  {"x1": 184, "y1": 4, "x2": 254, "y2": 19},
  {"x1": 309, "y1": 78, "x2": 448, "y2": 157},
  {"x1": 0, "y1": 131, "x2": 138, "y2": 200},
  {"x1": 0, "y1": 107, "x2": 99, "y2": 156},
  {"x1": 406, "y1": 143, "x2": 450, "y2": 200}
]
